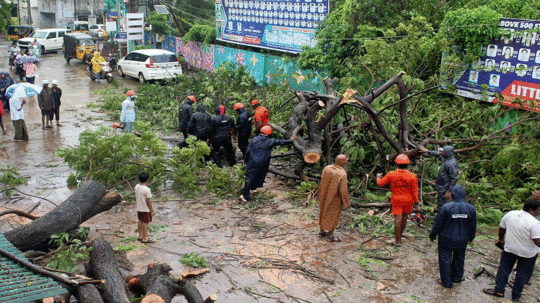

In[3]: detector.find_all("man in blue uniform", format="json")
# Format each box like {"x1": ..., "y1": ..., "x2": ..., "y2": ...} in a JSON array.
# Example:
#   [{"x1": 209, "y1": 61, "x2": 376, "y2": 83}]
[
  {"x1": 429, "y1": 185, "x2": 476, "y2": 288},
  {"x1": 419, "y1": 145, "x2": 459, "y2": 211}
]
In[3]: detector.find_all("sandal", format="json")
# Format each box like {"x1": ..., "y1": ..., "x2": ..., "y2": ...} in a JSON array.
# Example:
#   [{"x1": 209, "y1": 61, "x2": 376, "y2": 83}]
[
  {"x1": 326, "y1": 235, "x2": 341, "y2": 242},
  {"x1": 141, "y1": 238, "x2": 156, "y2": 243},
  {"x1": 483, "y1": 288, "x2": 504, "y2": 298},
  {"x1": 390, "y1": 241, "x2": 402, "y2": 247},
  {"x1": 318, "y1": 231, "x2": 328, "y2": 238}
]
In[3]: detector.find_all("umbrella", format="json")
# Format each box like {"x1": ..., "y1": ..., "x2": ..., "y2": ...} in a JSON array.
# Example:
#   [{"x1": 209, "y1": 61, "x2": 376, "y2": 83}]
[
  {"x1": 15, "y1": 56, "x2": 39, "y2": 65},
  {"x1": 5, "y1": 83, "x2": 42, "y2": 98}
]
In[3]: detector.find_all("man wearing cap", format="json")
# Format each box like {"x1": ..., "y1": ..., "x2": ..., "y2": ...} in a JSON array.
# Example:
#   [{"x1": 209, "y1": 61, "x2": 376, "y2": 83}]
[
  {"x1": 121, "y1": 90, "x2": 137, "y2": 133},
  {"x1": 234, "y1": 102, "x2": 252, "y2": 158},
  {"x1": 419, "y1": 145, "x2": 459, "y2": 211},
  {"x1": 51, "y1": 80, "x2": 62, "y2": 126},
  {"x1": 37, "y1": 80, "x2": 55, "y2": 129},
  {"x1": 178, "y1": 95, "x2": 196, "y2": 146},
  {"x1": 430, "y1": 185, "x2": 476, "y2": 288},
  {"x1": 241, "y1": 126, "x2": 296, "y2": 202},
  {"x1": 210, "y1": 105, "x2": 236, "y2": 168},
  {"x1": 251, "y1": 100, "x2": 269, "y2": 135},
  {"x1": 377, "y1": 154, "x2": 420, "y2": 246},
  {"x1": 318, "y1": 154, "x2": 351, "y2": 242}
]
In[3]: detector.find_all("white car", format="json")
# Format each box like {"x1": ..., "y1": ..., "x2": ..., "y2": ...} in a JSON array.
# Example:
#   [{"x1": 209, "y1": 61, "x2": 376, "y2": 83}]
[
  {"x1": 117, "y1": 49, "x2": 184, "y2": 83},
  {"x1": 18, "y1": 28, "x2": 68, "y2": 53},
  {"x1": 89, "y1": 24, "x2": 105, "y2": 39}
]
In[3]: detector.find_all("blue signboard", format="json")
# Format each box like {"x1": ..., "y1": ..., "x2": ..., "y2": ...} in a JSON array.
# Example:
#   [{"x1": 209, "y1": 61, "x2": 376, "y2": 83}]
[
  {"x1": 453, "y1": 18, "x2": 540, "y2": 112},
  {"x1": 215, "y1": 0, "x2": 328, "y2": 53}
]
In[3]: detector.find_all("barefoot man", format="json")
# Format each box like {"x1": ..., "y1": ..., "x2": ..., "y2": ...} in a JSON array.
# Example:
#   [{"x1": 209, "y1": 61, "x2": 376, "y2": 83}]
[
  {"x1": 318, "y1": 154, "x2": 351, "y2": 242},
  {"x1": 377, "y1": 154, "x2": 420, "y2": 246}
]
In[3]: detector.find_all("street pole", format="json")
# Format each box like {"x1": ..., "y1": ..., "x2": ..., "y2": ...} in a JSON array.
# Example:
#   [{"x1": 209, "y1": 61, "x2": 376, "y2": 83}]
[
  {"x1": 17, "y1": 0, "x2": 20, "y2": 25},
  {"x1": 117, "y1": 0, "x2": 122, "y2": 57},
  {"x1": 27, "y1": 0, "x2": 32, "y2": 25}
]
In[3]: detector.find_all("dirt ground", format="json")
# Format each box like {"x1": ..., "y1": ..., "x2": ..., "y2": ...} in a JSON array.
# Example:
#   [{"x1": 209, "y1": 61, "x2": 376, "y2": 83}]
[{"x1": 0, "y1": 35, "x2": 538, "y2": 303}]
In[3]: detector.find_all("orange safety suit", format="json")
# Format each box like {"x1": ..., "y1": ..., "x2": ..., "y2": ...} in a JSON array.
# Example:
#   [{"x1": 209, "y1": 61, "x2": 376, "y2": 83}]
[
  {"x1": 253, "y1": 106, "x2": 269, "y2": 128},
  {"x1": 377, "y1": 169, "x2": 419, "y2": 206}
]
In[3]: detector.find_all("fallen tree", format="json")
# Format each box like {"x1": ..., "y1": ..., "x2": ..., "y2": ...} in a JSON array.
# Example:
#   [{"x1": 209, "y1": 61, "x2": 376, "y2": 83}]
[{"x1": 4, "y1": 181, "x2": 123, "y2": 252}]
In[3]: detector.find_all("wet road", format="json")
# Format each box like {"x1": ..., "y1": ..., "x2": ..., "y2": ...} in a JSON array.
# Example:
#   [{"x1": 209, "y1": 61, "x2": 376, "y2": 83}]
[{"x1": 0, "y1": 36, "x2": 138, "y2": 213}]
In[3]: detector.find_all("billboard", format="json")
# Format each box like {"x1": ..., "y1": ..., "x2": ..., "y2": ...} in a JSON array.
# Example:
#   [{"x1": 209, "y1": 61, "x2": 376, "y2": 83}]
[
  {"x1": 453, "y1": 18, "x2": 540, "y2": 112},
  {"x1": 215, "y1": 0, "x2": 328, "y2": 53}
]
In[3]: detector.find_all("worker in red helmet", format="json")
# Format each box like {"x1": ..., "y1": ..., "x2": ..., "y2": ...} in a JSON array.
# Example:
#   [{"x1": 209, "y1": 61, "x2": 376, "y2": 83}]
[
  {"x1": 234, "y1": 102, "x2": 252, "y2": 158},
  {"x1": 241, "y1": 126, "x2": 296, "y2": 202},
  {"x1": 377, "y1": 154, "x2": 420, "y2": 246},
  {"x1": 178, "y1": 95, "x2": 196, "y2": 147},
  {"x1": 251, "y1": 99, "x2": 269, "y2": 135}
]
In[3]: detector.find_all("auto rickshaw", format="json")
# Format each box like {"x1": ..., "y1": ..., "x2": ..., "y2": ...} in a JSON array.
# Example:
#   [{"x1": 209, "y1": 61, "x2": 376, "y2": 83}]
[
  {"x1": 7, "y1": 25, "x2": 35, "y2": 41},
  {"x1": 67, "y1": 21, "x2": 90, "y2": 34},
  {"x1": 63, "y1": 33, "x2": 95, "y2": 63}
]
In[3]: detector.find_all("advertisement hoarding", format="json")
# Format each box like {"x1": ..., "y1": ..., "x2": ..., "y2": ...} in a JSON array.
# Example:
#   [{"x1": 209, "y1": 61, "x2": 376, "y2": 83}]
[
  {"x1": 215, "y1": 0, "x2": 328, "y2": 53},
  {"x1": 453, "y1": 18, "x2": 540, "y2": 112}
]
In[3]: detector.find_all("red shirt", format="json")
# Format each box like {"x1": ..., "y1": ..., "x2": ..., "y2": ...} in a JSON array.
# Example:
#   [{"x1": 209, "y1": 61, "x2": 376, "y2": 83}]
[
  {"x1": 377, "y1": 169, "x2": 419, "y2": 206},
  {"x1": 253, "y1": 106, "x2": 269, "y2": 127}
]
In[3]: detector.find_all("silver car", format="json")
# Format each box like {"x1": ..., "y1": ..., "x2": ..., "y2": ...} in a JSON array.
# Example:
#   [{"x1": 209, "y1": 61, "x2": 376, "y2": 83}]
[{"x1": 117, "y1": 49, "x2": 184, "y2": 83}]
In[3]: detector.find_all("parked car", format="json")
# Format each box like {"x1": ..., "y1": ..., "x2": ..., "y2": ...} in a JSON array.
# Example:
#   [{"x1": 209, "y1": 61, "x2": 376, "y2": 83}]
[
  {"x1": 89, "y1": 24, "x2": 105, "y2": 40},
  {"x1": 18, "y1": 28, "x2": 69, "y2": 53},
  {"x1": 117, "y1": 49, "x2": 184, "y2": 83}
]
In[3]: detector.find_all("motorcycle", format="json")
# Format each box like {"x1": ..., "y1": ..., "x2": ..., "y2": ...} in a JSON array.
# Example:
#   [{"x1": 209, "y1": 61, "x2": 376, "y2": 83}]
[
  {"x1": 15, "y1": 62, "x2": 25, "y2": 81},
  {"x1": 107, "y1": 53, "x2": 119, "y2": 71},
  {"x1": 87, "y1": 62, "x2": 114, "y2": 83}
]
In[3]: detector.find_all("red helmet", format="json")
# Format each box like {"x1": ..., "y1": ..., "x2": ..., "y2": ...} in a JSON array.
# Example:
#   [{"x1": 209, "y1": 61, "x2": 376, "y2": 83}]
[
  {"x1": 186, "y1": 95, "x2": 196, "y2": 103},
  {"x1": 396, "y1": 154, "x2": 410, "y2": 164},
  {"x1": 126, "y1": 90, "x2": 136, "y2": 97},
  {"x1": 260, "y1": 126, "x2": 272, "y2": 135},
  {"x1": 234, "y1": 103, "x2": 245, "y2": 110},
  {"x1": 251, "y1": 99, "x2": 259, "y2": 106}
]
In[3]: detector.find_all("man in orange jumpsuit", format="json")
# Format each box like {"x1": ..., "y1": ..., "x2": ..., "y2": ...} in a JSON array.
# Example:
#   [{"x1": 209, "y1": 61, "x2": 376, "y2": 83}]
[
  {"x1": 251, "y1": 99, "x2": 269, "y2": 135},
  {"x1": 377, "y1": 154, "x2": 420, "y2": 246}
]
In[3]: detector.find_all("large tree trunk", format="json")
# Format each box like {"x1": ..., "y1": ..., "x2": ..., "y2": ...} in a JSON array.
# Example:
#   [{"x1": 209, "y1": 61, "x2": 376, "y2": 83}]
[
  {"x1": 4, "y1": 181, "x2": 123, "y2": 252},
  {"x1": 127, "y1": 264, "x2": 204, "y2": 303},
  {"x1": 89, "y1": 233, "x2": 130, "y2": 303}
]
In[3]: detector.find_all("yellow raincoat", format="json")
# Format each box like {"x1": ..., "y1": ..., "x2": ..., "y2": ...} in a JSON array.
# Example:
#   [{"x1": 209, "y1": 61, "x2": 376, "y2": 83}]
[{"x1": 91, "y1": 52, "x2": 106, "y2": 73}]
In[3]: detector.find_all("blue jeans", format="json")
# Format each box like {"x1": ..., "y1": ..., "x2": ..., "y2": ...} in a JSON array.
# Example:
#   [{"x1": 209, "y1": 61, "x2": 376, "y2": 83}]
[
  {"x1": 495, "y1": 251, "x2": 537, "y2": 301},
  {"x1": 123, "y1": 122, "x2": 133, "y2": 132},
  {"x1": 438, "y1": 245, "x2": 466, "y2": 288}
]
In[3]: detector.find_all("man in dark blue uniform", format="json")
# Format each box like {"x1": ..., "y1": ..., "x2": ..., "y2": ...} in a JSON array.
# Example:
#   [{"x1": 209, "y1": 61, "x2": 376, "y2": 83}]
[
  {"x1": 429, "y1": 185, "x2": 476, "y2": 288},
  {"x1": 234, "y1": 102, "x2": 252, "y2": 158},
  {"x1": 241, "y1": 126, "x2": 296, "y2": 202},
  {"x1": 419, "y1": 145, "x2": 459, "y2": 211},
  {"x1": 178, "y1": 95, "x2": 196, "y2": 143},
  {"x1": 210, "y1": 105, "x2": 236, "y2": 168}
]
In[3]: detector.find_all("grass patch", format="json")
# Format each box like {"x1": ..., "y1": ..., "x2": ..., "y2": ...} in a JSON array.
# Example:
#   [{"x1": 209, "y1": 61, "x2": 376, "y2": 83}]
[
  {"x1": 114, "y1": 243, "x2": 137, "y2": 251},
  {"x1": 179, "y1": 252, "x2": 208, "y2": 268}
]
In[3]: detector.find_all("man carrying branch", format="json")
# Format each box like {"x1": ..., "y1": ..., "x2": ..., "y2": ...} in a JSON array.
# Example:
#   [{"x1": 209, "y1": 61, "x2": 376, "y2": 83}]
[{"x1": 377, "y1": 154, "x2": 420, "y2": 246}]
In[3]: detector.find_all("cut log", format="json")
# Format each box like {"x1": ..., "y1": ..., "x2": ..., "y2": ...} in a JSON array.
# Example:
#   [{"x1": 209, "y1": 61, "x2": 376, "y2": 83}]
[
  {"x1": 204, "y1": 294, "x2": 218, "y2": 303},
  {"x1": 74, "y1": 284, "x2": 105, "y2": 303},
  {"x1": 89, "y1": 233, "x2": 130, "y2": 303},
  {"x1": 129, "y1": 263, "x2": 204, "y2": 303},
  {"x1": 5, "y1": 181, "x2": 123, "y2": 252},
  {"x1": 182, "y1": 268, "x2": 209, "y2": 279},
  {"x1": 350, "y1": 201, "x2": 391, "y2": 208}
]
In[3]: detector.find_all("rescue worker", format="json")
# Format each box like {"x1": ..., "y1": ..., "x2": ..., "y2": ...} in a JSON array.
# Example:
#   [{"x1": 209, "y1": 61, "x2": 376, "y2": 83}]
[
  {"x1": 251, "y1": 99, "x2": 269, "y2": 135},
  {"x1": 178, "y1": 95, "x2": 196, "y2": 146},
  {"x1": 188, "y1": 104, "x2": 212, "y2": 142},
  {"x1": 210, "y1": 105, "x2": 236, "y2": 168},
  {"x1": 419, "y1": 145, "x2": 459, "y2": 211},
  {"x1": 234, "y1": 102, "x2": 252, "y2": 158},
  {"x1": 377, "y1": 154, "x2": 420, "y2": 246},
  {"x1": 429, "y1": 185, "x2": 477, "y2": 288},
  {"x1": 241, "y1": 126, "x2": 296, "y2": 202}
]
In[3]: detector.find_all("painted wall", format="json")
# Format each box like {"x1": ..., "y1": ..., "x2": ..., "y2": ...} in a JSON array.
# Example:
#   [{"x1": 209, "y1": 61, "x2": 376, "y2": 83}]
[{"x1": 162, "y1": 35, "x2": 326, "y2": 92}]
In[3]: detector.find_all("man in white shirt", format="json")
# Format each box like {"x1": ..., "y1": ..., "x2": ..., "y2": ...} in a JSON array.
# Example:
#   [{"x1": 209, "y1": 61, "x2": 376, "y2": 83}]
[{"x1": 483, "y1": 199, "x2": 540, "y2": 302}]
